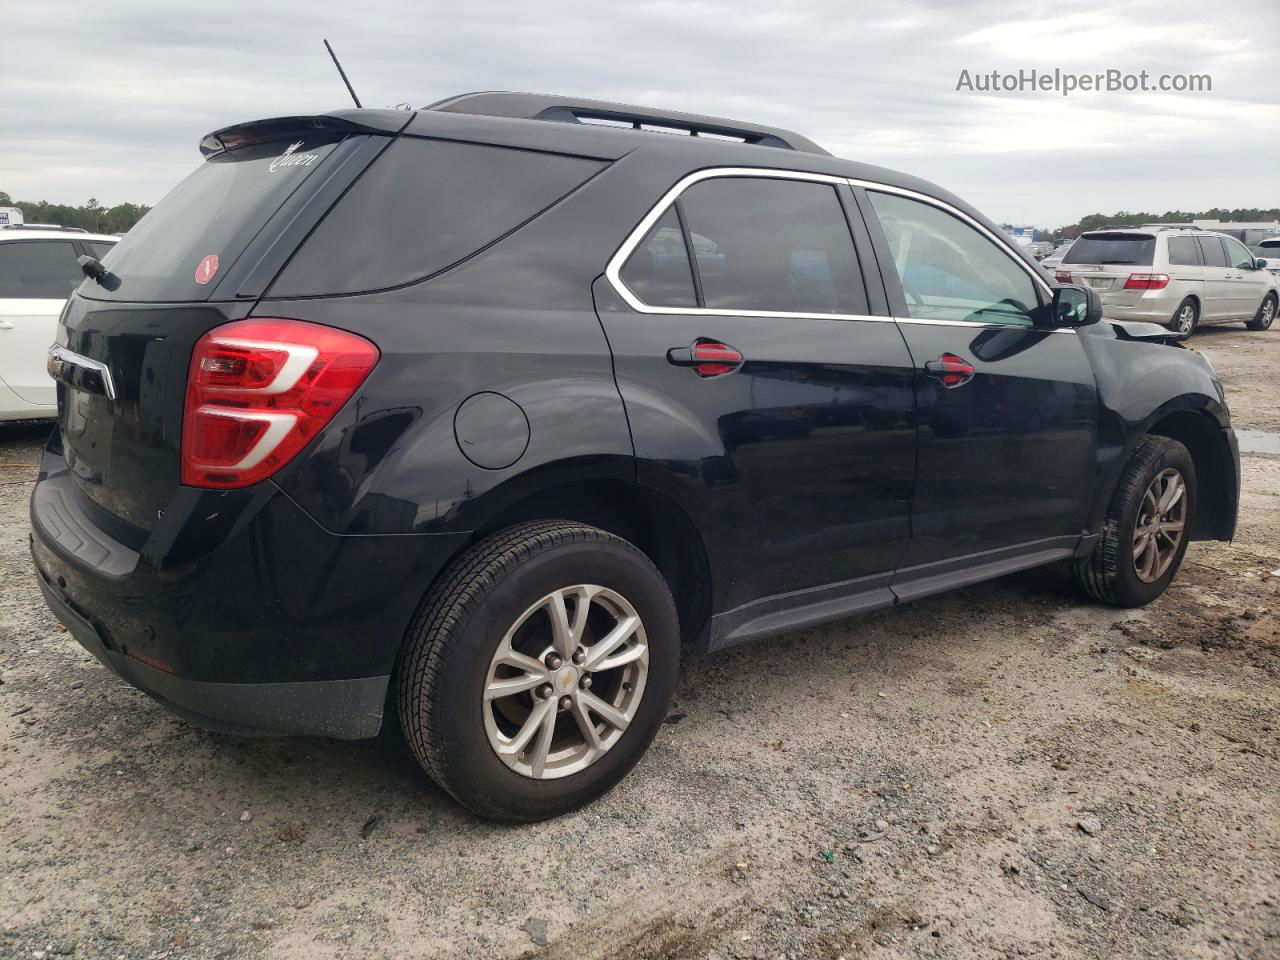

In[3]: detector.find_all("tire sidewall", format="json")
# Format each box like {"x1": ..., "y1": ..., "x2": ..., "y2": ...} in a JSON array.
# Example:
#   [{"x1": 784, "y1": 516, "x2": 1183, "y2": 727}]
[
  {"x1": 424, "y1": 538, "x2": 679, "y2": 820},
  {"x1": 1111, "y1": 442, "x2": 1197, "y2": 606},
  {"x1": 1171, "y1": 298, "x2": 1198, "y2": 335}
]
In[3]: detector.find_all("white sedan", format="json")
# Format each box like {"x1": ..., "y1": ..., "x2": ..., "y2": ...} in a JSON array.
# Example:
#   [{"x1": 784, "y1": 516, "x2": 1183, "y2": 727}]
[{"x1": 0, "y1": 228, "x2": 116, "y2": 421}]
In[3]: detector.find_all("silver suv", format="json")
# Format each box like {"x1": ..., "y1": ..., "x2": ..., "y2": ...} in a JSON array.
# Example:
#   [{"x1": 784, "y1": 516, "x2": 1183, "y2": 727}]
[{"x1": 1055, "y1": 228, "x2": 1278, "y2": 335}]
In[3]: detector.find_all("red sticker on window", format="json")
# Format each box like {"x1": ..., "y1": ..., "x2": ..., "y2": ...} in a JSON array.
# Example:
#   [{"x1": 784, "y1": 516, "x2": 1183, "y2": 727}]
[{"x1": 194, "y1": 254, "x2": 220, "y2": 285}]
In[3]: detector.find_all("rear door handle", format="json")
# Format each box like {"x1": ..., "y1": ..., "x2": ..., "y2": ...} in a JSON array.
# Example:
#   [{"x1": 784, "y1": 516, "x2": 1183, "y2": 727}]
[
  {"x1": 925, "y1": 353, "x2": 975, "y2": 388},
  {"x1": 667, "y1": 339, "x2": 744, "y2": 378}
]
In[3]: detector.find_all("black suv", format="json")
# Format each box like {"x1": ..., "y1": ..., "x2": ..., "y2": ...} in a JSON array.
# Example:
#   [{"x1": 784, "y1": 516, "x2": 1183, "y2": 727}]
[{"x1": 31, "y1": 94, "x2": 1239, "y2": 821}]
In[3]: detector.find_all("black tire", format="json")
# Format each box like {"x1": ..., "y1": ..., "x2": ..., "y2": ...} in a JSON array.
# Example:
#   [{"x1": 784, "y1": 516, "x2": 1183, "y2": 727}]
[
  {"x1": 1074, "y1": 436, "x2": 1196, "y2": 608},
  {"x1": 1170, "y1": 297, "x2": 1199, "y2": 336},
  {"x1": 397, "y1": 520, "x2": 679, "y2": 822},
  {"x1": 1245, "y1": 293, "x2": 1276, "y2": 331}
]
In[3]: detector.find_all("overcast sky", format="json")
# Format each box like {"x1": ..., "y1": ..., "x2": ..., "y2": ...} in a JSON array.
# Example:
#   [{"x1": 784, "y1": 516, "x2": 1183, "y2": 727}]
[{"x1": 2, "y1": 0, "x2": 1276, "y2": 227}]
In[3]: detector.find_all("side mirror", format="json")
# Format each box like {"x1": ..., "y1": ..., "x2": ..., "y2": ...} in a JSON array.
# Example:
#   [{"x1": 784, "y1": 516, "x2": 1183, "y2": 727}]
[
  {"x1": 1051, "y1": 284, "x2": 1102, "y2": 328},
  {"x1": 1256, "y1": 257, "x2": 1271, "y2": 270}
]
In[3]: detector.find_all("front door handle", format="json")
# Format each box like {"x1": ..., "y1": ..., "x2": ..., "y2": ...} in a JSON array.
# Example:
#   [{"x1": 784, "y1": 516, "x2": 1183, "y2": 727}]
[
  {"x1": 925, "y1": 353, "x2": 975, "y2": 388},
  {"x1": 667, "y1": 339, "x2": 744, "y2": 378},
  {"x1": 0, "y1": 320, "x2": 14, "y2": 330}
]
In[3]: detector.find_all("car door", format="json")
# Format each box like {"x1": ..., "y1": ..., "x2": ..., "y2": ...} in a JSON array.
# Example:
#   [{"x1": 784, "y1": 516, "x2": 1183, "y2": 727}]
[
  {"x1": 853, "y1": 186, "x2": 1099, "y2": 595},
  {"x1": 1221, "y1": 235, "x2": 1269, "y2": 318},
  {"x1": 594, "y1": 171, "x2": 917, "y2": 631},
  {"x1": 1195, "y1": 235, "x2": 1233, "y2": 321},
  {"x1": 0, "y1": 239, "x2": 84, "y2": 406}
]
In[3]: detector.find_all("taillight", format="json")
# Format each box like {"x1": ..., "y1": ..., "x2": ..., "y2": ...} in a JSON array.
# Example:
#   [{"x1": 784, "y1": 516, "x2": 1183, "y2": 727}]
[
  {"x1": 1054, "y1": 270, "x2": 1072, "y2": 283},
  {"x1": 182, "y1": 318, "x2": 379, "y2": 488},
  {"x1": 1123, "y1": 273, "x2": 1170, "y2": 290}
]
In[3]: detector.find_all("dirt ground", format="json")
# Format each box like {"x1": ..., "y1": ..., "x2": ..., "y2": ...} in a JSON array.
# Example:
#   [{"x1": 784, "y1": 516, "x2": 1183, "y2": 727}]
[{"x1": 1, "y1": 326, "x2": 1277, "y2": 960}]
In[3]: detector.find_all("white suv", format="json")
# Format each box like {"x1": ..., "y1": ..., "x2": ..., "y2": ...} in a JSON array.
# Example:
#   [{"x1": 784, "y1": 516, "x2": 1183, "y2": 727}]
[
  {"x1": 1055, "y1": 228, "x2": 1279, "y2": 335},
  {"x1": 0, "y1": 228, "x2": 116, "y2": 420}
]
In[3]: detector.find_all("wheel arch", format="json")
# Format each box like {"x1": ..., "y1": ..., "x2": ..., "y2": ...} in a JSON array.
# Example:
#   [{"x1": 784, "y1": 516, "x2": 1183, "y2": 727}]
[
  {"x1": 468, "y1": 478, "x2": 714, "y2": 645},
  {"x1": 1143, "y1": 407, "x2": 1237, "y2": 541}
]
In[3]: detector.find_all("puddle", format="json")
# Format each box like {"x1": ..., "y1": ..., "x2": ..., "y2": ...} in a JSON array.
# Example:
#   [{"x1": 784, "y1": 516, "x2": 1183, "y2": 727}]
[{"x1": 1236, "y1": 429, "x2": 1280, "y2": 455}]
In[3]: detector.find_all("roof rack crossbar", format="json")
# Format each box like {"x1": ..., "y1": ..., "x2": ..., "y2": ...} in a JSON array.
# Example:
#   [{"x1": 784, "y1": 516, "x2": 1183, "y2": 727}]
[{"x1": 425, "y1": 92, "x2": 830, "y2": 156}]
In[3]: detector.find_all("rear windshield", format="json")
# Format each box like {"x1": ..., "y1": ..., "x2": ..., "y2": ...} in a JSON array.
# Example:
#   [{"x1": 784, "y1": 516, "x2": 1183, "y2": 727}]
[
  {"x1": 84, "y1": 135, "x2": 343, "y2": 302},
  {"x1": 1062, "y1": 233, "x2": 1155, "y2": 266},
  {"x1": 267, "y1": 138, "x2": 605, "y2": 297}
]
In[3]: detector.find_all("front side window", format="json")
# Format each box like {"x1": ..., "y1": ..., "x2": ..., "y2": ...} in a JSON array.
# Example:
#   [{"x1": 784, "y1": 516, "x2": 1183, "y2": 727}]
[
  {"x1": 868, "y1": 191, "x2": 1039, "y2": 326},
  {"x1": 675, "y1": 177, "x2": 868, "y2": 315},
  {"x1": 1222, "y1": 237, "x2": 1255, "y2": 270},
  {"x1": 1166, "y1": 237, "x2": 1201, "y2": 266},
  {"x1": 1197, "y1": 236, "x2": 1229, "y2": 268},
  {"x1": 0, "y1": 240, "x2": 83, "y2": 299}
]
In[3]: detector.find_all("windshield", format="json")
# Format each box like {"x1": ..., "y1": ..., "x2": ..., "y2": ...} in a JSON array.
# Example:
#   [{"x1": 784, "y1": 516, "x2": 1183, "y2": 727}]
[
  {"x1": 85, "y1": 135, "x2": 344, "y2": 302},
  {"x1": 1062, "y1": 233, "x2": 1155, "y2": 266}
]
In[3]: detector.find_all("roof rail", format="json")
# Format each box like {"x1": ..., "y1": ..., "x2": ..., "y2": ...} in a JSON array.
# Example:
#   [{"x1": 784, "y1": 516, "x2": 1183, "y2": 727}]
[
  {"x1": 0, "y1": 223, "x2": 88, "y2": 233},
  {"x1": 424, "y1": 92, "x2": 830, "y2": 156}
]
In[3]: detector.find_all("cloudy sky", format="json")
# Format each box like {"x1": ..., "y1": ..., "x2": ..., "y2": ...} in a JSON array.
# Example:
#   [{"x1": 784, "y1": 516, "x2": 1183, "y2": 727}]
[{"x1": 2, "y1": 0, "x2": 1276, "y2": 227}]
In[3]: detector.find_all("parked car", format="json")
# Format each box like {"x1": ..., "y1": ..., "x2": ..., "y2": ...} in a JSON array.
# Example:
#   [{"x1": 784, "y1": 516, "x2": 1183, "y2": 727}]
[
  {"x1": 1250, "y1": 237, "x2": 1280, "y2": 279},
  {"x1": 31, "y1": 94, "x2": 1240, "y2": 821},
  {"x1": 1040, "y1": 238, "x2": 1076, "y2": 270},
  {"x1": 0, "y1": 228, "x2": 116, "y2": 421},
  {"x1": 1055, "y1": 228, "x2": 1278, "y2": 335},
  {"x1": 1028, "y1": 240, "x2": 1055, "y2": 260}
]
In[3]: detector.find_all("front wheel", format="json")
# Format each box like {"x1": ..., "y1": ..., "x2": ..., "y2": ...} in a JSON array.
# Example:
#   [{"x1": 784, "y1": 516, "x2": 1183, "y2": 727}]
[
  {"x1": 397, "y1": 520, "x2": 680, "y2": 821},
  {"x1": 1074, "y1": 436, "x2": 1196, "y2": 608},
  {"x1": 1246, "y1": 293, "x2": 1276, "y2": 331}
]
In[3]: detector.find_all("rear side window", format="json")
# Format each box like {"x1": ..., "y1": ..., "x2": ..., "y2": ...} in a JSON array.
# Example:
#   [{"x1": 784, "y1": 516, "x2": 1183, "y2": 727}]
[
  {"x1": 87, "y1": 136, "x2": 343, "y2": 302},
  {"x1": 270, "y1": 138, "x2": 605, "y2": 297},
  {"x1": 1062, "y1": 234, "x2": 1155, "y2": 266},
  {"x1": 0, "y1": 240, "x2": 82, "y2": 298},
  {"x1": 676, "y1": 177, "x2": 868, "y2": 314},
  {"x1": 84, "y1": 240, "x2": 115, "y2": 260},
  {"x1": 1166, "y1": 237, "x2": 1201, "y2": 266},
  {"x1": 620, "y1": 208, "x2": 697, "y2": 307},
  {"x1": 1197, "y1": 236, "x2": 1229, "y2": 267}
]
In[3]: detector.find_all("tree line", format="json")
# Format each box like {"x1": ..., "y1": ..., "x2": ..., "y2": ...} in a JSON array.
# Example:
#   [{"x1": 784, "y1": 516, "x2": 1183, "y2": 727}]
[
  {"x1": 0, "y1": 191, "x2": 150, "y2": 235},
  {"x1": 1041, "y1": 208, "x2": 1280, "y2": 242}
]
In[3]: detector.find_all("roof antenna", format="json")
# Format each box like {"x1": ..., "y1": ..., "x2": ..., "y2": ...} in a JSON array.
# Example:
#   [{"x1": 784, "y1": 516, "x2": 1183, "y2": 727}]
[{"x1": 323, "y1": 39, "x2": 363, "y2": 108}]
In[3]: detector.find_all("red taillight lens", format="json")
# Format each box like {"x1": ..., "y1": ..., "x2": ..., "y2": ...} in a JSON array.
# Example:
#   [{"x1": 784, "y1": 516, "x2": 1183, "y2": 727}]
[
  {"x1": 1123, "y1": 273, "x2": 1170, "y2": 290},
  {"x1": 1054, "y1": 270, "x2": 1073, "y2": 283},
  {"x1": 181, "y1": 318, "x2": 379, "y2": 488}
]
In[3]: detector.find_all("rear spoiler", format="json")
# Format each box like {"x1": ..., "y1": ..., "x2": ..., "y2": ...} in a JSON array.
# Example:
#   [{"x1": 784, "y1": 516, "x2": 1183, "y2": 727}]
[{"x1": 198, "y1": 109, "x2": 414, "y2": 157}]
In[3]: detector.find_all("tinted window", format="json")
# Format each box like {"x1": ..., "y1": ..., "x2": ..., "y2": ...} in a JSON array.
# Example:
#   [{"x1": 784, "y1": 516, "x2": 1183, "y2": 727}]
[
  {"x1": 1222, "y1": 237, "x2": 1254, "y2": 270},
  {"x1": 0, "y1": 240, "x2": 82, "y2": 298},
  {"x1": 85, "y1": 240, "x2": 115, "y2": 260},
  {"x1": 677, "y1": 178, "x2": 868, "y2": 314},
  {"x1": 868, "y1": 191, "x2": 1039, "y2": 327},
  {"x1": 92, "y1": 135, "x2": 343, "y2": 302},
  {"x1": 1062, "y1": 233, "x2": 1155, "y2": 266},
  {"x1": 620, "y1": 207, "x2": 697, "y2": 307},
  {"x1": 1197, "y1": 236, "x2": 1229, "y2": 267},
  {"x1": 272, "y1": 138, "x2": 605, "y2": 297},
  {"x1": 1166, "y1": 237, "x2": 1201, "y2": 266}
]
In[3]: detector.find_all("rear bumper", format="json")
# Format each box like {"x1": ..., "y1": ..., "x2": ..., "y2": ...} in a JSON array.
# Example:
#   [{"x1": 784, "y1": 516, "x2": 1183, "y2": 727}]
[
  {"x1": 30, "y1": 443, "x2": 468, "y2": 739},
  {"x1": 36, "y1": 573, "x2": 388, "y2": 738}
]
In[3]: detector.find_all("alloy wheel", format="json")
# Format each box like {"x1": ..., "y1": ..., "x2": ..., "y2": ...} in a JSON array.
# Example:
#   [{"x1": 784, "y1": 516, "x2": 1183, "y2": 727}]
[
  {"x1": 1261, "y1": 298, "x2": 1276, "y2": 329},
  {"x1": 1175, "y1": 304, "x2": 1195, "y2": 334},
  {"x1": 1132, "y1": 468, "x2": 1187, "y2": 583},
  {"x1": 483, "y1": 585, "x2": 649, "y2": 779}
]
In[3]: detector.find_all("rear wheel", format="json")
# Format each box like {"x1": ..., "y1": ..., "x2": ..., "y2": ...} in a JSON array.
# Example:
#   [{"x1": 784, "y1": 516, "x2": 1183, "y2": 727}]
[
  {"x1": 1074, "y1": 436, "x2": 1196, "y2": 608},
  {"x1": 1246, "y1": 293, "x2": 1276, "y2": 331},
  {"x1": 397, "y1": 520, "x2": 679, "y2": 821},
  {"x1": 1170, "y1": 298, "x2": 1198, "y2": 335}
]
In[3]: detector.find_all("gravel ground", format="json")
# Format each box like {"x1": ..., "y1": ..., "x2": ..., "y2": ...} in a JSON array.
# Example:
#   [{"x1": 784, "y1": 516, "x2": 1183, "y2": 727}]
[{"x1": 1, "y1": 325, "x2": 1277, "y2": 960}]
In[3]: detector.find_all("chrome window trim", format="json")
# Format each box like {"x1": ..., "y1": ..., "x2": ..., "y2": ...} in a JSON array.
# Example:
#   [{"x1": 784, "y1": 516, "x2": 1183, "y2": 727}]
[
  {"x1": 603, "y1": 165, "x2": 1059, "y2": 329},
  {"x1": 603, "y1": 166, "x2": 886, "y2": 323}
]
